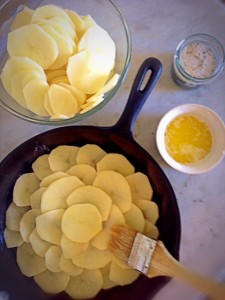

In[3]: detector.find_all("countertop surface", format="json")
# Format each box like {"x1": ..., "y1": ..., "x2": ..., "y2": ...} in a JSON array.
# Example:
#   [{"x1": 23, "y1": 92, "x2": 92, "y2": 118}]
[{"x1": 0, "y1": 0, "x2": 225, "y2": 299}]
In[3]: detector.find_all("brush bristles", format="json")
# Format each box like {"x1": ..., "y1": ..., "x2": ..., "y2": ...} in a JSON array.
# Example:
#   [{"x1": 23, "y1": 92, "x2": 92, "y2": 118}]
[{"x1": 109, "y1": 225, "x2": 137, "y2": 263}]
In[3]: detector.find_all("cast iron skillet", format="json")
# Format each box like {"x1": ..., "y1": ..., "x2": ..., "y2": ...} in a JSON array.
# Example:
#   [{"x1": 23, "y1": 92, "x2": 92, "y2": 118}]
[{"x1": 0, "y1": 58, "x2": 181, "y2": 300}]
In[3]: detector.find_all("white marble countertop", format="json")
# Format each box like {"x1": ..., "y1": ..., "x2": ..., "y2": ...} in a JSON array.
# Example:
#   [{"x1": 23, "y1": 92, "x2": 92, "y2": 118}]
[{"x1": 0, "y1": 0, "x2": 225, "y2": 299}]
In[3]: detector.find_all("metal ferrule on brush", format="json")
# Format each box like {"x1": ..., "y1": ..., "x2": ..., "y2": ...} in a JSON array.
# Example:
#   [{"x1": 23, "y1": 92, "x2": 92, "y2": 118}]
[{"x1": 128, "y1": 233, "x2": 157, "y2": 274}]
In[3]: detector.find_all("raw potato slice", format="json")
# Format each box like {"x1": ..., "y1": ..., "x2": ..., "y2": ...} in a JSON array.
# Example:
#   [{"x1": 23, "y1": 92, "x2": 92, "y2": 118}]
[
  {"x1": 101, "y1": 264, "x2": 117, "y2": 289},
  {"x1": 20, "y1": 209, "x2": 41, "y2": 242},
  {"x1": 124, "y1": 204, "x2": 145, "y2": 232},
  {"x1": 44, "y1": 92, "x2": 54, "y2": 116},
  {"x1": 36, "y1": 209, "x2": 65, "y2": 245},
  {"x1": 30, "y1": 187, "x2": 46, "y2": 209},
  {"x1": 137, "y1": 199, "x2": 159, "y2": 224},
  {"x1": 67, "y1": 164, "x2": 97, "y2": 185},
  {"x1": 76, "y1": 144, "x2": 106, "y2": 167},
  {"x1": 93, "y1": 170, "x2": 132, "y2": 213},
  {"x1": 66, "y1": 10, "x2": 87, "y2": 37},
  {"x1": 109, "y1": 260, "x2": 139, "y2": 286},
  {"x1": 72, "y1": 246, "x2": 111, "y2": 270},
  {"x1": 32, "y1": 154, "x2": 53, "y2": 180},
  {"x1": 4, "y1": 228, "x2": 23, "y2": 248},
  {"x1": 23, "y1": 78, "x2": 49, "y2": 116},
  {"x1": 144, "y1": 220, "x2": 159, "y2": 240},
  {"x1": 7, "y1": 24, "x2": 58, "y2": 70},
  {"x1": 61, "y1": 234, "x2": 89, "y2": 259},
  {"x1": 80, "y1": 95, "x2": 104, "y2": 114},
  {"x1": 91, "y1": 205, "x2": 126, "y2": 250},
  {"x1": 10, "y1": 6, "x2": 34, "y2": 30},
  {"x1": 126, "y1": 172, "x2": 153, "y2": 203},
  {"x1": 45, "y1": 245, "x2": 62, "y2": 272},
  {"x1": 30, "y1": 228, "x2": 51, "y2": 257},
  {"x1": 34, "y1": 270, "x2": 70, "y2": 294},
  {"x1": 41, "y1": 176, "x2": 84, "y2": 212},
  {"x1": 17, "y1": 243, "x2": 46, "y2": 277},
  {"x1": 59, "y1": 82, "x2": 86, "y2": 106},
  {"x1": 66, "y1": 185, "x2": 112, "y2": 221},
  {"x1": 5, "y1": 202, "x2": 29, "y2": 231},
  {"x1": 60, "y1": 255, "x2": 83, "y2": 276},
  {"x1": 46, "y1": 68, "x2": 67, "y2": 84},
  {"x1": 13, "y1": 173, "x2": 40, "y2": 207},
  {"x1": 48, "y1": 145, "x2": 79, "y2": 172},
  {"x1": 40, "y1": 171, "x2": 69, "y2": 187},
  {"x1": 65, "y1": 269, "x2": 103, "y2": 300},
  {"x1": 62, "y1": 203, "x2": 102, "y2": 243},
  {"x1": 47, "y1": 84, "x2": 79, "y2": 117},
  {"x1": 97, "y1": 153, "x2": 135, "y2": 176}
]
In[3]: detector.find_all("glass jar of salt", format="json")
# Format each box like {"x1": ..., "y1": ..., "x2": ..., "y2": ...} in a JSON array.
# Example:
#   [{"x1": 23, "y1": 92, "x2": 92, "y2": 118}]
[{"x1": 172, "y1": 33, "x2": 225, "y2": 88}]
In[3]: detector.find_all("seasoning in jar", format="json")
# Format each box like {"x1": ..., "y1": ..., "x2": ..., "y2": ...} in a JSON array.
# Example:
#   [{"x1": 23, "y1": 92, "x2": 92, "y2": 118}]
[{"x1": 165, "y1": 114, "x2": 213, "y2": 164}]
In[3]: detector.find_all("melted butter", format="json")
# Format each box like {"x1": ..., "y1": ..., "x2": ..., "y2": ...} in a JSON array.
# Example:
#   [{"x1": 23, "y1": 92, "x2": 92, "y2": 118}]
[{"x1": 165, "y1": 114, "x2": 212, "y2": 164}]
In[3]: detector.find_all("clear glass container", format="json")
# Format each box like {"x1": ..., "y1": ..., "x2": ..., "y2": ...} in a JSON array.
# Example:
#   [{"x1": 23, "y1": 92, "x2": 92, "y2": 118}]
[{"x1": 172, "y1": 33, "x2": 225, "y2": 88}]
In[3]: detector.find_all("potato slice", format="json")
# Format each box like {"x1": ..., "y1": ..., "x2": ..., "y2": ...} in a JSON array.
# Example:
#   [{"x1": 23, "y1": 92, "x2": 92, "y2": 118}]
[
  {"x1": 4, "y1": 228, "x2": 23, "y2": 248},
  {"x1": 30, "y1": 187, "x2": 46, "y2": 209},
  {"x1": 76, "y1": 144, "x2": 106, "y2": 167},
  {"x1": 60, "y1": 255, "x2": 83, "y2": 276},
  {"x1": 46, "y1": 68, "x2": 67, "y2": 84},
  {"x1": 144, "y1": 220, "x2": 159, "y2": 240},
  {"x1": 45, "y1": 245, "x2": 62, "y2": 272},
  {"x1": 109, "y1": 260, "x2": 139, "y2": 286},
  {"x1": 23, "y1": 78, "x2": 49, "y2": 116},
  {"x1": 7, "y1": 24, "x2": 58, "y2": 70},
  {"x1": 66, "y1": 10, "x2": 86, "y2": 37},
  {"x1": 58, "y1": 82, "x2": 86, "y2": 107},
  {"x1": 30, "y1": 228, "x2": 51, "y2": 257},
  {"x1": 80, "y1": 95, "x2": 104, "y2": 114},
  {"x1": 48, "y1": 145, "x2": 79, "y2": 172},
  {"x1": 93, "y1": 170, "x2": 132, "y2": 213},
  {"x1": 61, "y1": 234, "x2": 89, "y2": 259},
  {"x1": 66, "y1": 185, "x2": 112, "y2": 221},
  {"x1": 17, "y1": 243, "x2": 46, "y2": 277},
  {"x1": 91, "y1": 204, "x2": 125, "y2": 250},
  {"x1": 40, "y1": 171, "x2": 69, "y2": 187},
  {"x1": 10, "y1": 6, "x2": 34, "y2": 30},
  {"x1": 67, "y1": 164, "x2": 97, "y2": 185},
  {"x1": 126, "y1": 172, "x2": 153, "y2": 203},
  {"x1": 97, "y1": 153, "x2": 135, "y2": 176},
  {"x1": 32, "y1": 154, "x2": 53, "y2": 180},
  {"x1": 62, "y1": 203, "x2": 102, "y2": 243},
  {"x1": 20, "y1": 209, "x2": 41, "y2": 242},
  {"x1": 5, "y1": 202, "x2": 29, "y2": 231},
  {"x1": 124, "y1": 204, "x2": 145, "y2": 232},
  {"x1": 36, "y1": 209, "x2": 65, "y2": 245},
  {"x1": 101, "y1": 264, "x2": 117, "y2": 289},
  {"x1": 34, "y1": 270, "x2": 70, "y2": 294},
  {"x1": 31, "y1": 4, "x2": 72, "y2": 24},
  {"x1": 137, "y1": 199, "x2": 159, "y2": 224},
  {"x1": 41, "y1": 176, "x2": 84, "y2": 212},
  {"x1": 65, "y1": 269, "x2": 103, "y2": 300},
  {"x1": 13, "y1": 173, "x2": 40, "y2": 207}
]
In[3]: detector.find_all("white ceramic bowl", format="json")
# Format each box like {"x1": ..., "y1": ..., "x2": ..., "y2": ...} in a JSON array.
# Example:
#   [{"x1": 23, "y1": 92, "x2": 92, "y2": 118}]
[{"x1": 156, "y1": 104, "x2": 225, "y2": 174}]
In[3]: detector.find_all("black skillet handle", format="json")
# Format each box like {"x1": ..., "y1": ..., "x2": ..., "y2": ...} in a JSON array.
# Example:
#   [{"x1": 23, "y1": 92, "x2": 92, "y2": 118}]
[{"x1": 113, "y1": 57, "x2": 163, "y2": 137}]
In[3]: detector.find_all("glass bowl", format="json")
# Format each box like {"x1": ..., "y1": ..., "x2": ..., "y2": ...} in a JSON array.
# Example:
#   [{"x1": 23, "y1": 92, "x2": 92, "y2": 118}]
[{"x1": 0, "y1": 0, "x2": 131, "y2": 125}]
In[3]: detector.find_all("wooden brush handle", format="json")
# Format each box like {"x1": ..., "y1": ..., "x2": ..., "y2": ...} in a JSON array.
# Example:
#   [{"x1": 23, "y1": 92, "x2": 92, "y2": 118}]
[{"x1": 148, "y1": 241, "x2": 225, "y2": 300}]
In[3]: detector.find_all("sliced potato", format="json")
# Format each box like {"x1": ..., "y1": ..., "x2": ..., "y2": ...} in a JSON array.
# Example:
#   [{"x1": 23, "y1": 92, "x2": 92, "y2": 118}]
[
  {"x1": 62, "y1": 203, "x2": 102, "y2": 243},
  {"x1": 60, "y1": 255, "x2": 83, "y2": 276},
  {"x1": 109, "y1": 260, "x2": 139, "y2": 286},
  {"x1": 41, "y1": 176, "x2": 84, "y2": 212},
  {"x1": 40, "y1": 171, "x2": 69, "y2": 187},
  {"x1": 30, "y1": 228, "x2": 51, "y2": 257},
  {"x1": 144, "y1": 220, "x2": 159, "y2": 240},
  {"x1": 67, "y1": 164, "x2": 97, "y2": 185},
  {"x1": 66, "y1": 185, "x2": 112, "y2": 221},
  {"x1": 58, "y1": 82, "x2": 86, "y2": 107},
  {"x1": 13, "y1": 173, "x2": 40, "y2": 207},
  {"x1": 45, "y1": 245, "x2": 62, "y2": 272},
  {"x1": 65, "y1": 269, "x2": 103, "y2": 300},
  {"x1": 31, "y1": 4, "x2": 72, "y2": 24},
  {"x1": 32, "y1": 154, "x2": 53, "y2": 180},
  {"x1": 97, "y1": 153, "x2": 135, "y2": 176},
  {"x1": 93, "y1": 170, "x2": 132, "y2": 213},
  {"x1": 76, "y1": 144, "x2": 106, "y2": 167},
  {"x1": 10, "y1": 6, "x2": 34, "y2": 30},
  {"x1": 124, "y1": 203, "x2": 145, "y2": 232},
  {"x1": 36, "y1": 209, "x2": 65, "y2": 245},
  {"x1": 4, "y1": 228, "x2": 23, "y2": 248},
  {"x1": 101, "y1": 264, "x2": 117, "y2": 289},
  {"x1": 48, "y1": 145, "x2": 80, "y2": 172},
  {"x1": 61, "y1": 234, "x2": 89, "y2": 259},
  {"x1": 126, "y1": 172, "x2": 153, "y2": 203},
  {"x1": 137, "y1": 199, "x2": 159, "y2": 224},
  {"x1": 17, "y1": 243, "x2": 46, "y2": 277},
  {"x1": 20, "y1": 209, "x2": 41, "y2": 242},
  {"x1": 5, "y1": 202, "x2": 30, "y2": 231},
  {"x1": 34, "y1": 269, "x2": 70, "y2": 294},
  {"x1": 66, "y1": 10, "x2": 86, "y2": 37}
]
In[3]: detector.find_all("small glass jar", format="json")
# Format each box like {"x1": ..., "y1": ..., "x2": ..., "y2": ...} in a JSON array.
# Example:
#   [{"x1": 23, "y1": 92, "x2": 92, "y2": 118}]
[{"x1": 171, "y1": 33, "x2": 225, "y2": 88}]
